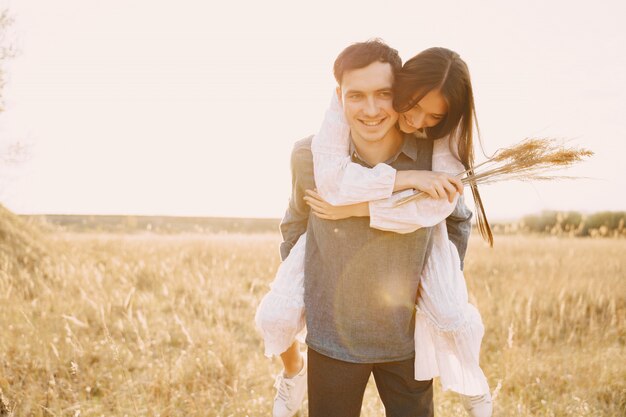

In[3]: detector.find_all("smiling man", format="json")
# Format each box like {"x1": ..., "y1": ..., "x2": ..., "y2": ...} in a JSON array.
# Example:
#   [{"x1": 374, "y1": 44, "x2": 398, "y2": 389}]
[
  {"x1": 279, "y1": 40, "x2": 438, "y2": 417},
  {"x1": 337, "y1": 59, "x2": 400, "y2": 148}
]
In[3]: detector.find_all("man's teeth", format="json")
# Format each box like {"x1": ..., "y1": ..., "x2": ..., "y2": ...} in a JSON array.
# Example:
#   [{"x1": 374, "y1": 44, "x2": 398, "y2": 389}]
[{"x1": 361, "y1": 119, "x2": 383, "y2": 126}]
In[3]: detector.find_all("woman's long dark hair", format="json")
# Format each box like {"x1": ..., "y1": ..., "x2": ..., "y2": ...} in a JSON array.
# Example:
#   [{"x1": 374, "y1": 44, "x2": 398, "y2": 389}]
[{"x1": 394, "y1": 47, "x2": 493, "y2": 246}]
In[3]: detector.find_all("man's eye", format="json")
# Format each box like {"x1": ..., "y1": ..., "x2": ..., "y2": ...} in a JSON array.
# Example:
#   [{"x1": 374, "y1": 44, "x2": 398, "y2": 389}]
[
  {"x1": 379, "y1": 91, "x2": 393, "y2": 98},
  {"x1": 348, "y1": 94, "x2": 362, "y2": 100}
]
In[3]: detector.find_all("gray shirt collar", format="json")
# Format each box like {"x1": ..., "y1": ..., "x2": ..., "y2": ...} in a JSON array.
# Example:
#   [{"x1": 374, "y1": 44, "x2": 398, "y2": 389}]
[{"x1": 349, "y1": 132, "x2": 419, "y2": 167}]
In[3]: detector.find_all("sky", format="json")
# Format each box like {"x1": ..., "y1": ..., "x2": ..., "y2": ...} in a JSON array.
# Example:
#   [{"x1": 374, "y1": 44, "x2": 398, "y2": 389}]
[{"x1": 0, "y1": 0, "x2": 625, "y2": 220}]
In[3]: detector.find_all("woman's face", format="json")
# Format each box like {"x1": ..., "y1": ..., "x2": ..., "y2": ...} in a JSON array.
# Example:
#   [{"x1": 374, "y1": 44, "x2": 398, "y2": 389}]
[{"x1": 398, "y1": 89, "x2": 448, "y2": 134}]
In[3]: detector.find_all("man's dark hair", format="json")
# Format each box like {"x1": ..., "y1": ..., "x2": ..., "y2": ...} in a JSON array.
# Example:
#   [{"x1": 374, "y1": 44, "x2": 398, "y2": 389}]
[{"x1": 333, "y1": 38, "x2": 402, "y2": 85}]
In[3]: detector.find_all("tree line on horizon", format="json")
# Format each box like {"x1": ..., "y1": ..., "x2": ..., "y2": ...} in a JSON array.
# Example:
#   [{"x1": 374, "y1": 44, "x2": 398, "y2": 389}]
[
  {"x1": 16, "y1": 210, "x2": 626, "y2": 238},
  {"x1": 493, "y1": 210, "x2": 626, "y2": 238}
]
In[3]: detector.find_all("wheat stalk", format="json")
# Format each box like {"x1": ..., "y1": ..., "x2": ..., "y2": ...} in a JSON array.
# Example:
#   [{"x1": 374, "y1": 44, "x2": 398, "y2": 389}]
[{"x1": 393, "y1": 138, "x2": 593, "y2": 207}]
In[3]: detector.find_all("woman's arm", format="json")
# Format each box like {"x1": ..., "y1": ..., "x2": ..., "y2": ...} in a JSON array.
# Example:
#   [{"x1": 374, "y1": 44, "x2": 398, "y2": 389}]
[
  {"x1": 303, "y1": 190, "x2": 369, "y2": 220},
  {"x1": 312, "y1": 92, "x2": 396, "y2": 205},
  {"x1": 312, "y1": 91, "x2": 464, "y2": 231},
  {"x1": 367, "y1": 135, "x2": 466, "y2": 233},
  {"x1": 312, "y1": 92, "x2": 461, "y2": 206},
  {"x1": 304, "y1": 187, "x2": 462, "y2": 234},
  {"x1": 309, "y1": 132, "x2": 470, "y2": 234}
]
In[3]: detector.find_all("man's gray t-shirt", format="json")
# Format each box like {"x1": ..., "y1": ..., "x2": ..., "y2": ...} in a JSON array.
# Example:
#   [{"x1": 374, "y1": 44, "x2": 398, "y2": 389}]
[
  {"x1": 280, "y1": 134, "x2": 473, "y2": 364},
  {"x1": 307, "y1": 133, "x2": 433, "y2": 363}
]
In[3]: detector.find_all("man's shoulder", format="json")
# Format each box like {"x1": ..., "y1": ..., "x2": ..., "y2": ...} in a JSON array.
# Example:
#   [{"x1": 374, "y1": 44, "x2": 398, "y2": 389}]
[
  {"x1": 290, "y1": 135, "x2": 313, "y2": 167},
  {"x1": 292, "y1": 135, "x2": 313, "y2": 153}
]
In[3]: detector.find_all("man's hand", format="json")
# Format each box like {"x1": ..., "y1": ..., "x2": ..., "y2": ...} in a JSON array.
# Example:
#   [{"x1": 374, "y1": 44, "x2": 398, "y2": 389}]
[
  {"x1": 304, "y1": 190, "x2": 369, "y2": 220},
  {"x1": 396, "y1": 170, "x2": 463, "y2": 202}
]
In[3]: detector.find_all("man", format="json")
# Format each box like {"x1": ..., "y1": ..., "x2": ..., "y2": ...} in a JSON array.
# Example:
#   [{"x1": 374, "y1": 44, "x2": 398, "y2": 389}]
[{"x1": 278, "y1": 39, "x2": 471, "y2": 417}]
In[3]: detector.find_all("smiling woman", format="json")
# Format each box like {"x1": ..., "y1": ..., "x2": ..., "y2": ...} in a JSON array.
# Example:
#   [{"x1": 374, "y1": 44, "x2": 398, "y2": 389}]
[
  {"x1": 398, "y1": 89, "x2": 448, "y2": 133},
  {"x1": 393, "y1": 47, "x2": 492, "y2": 245}
]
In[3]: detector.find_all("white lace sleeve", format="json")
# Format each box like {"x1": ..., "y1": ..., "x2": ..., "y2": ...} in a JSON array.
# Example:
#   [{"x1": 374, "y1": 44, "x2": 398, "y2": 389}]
[
  {"x1": 313, "y1": 93, "x2": 469, "y2": 234},
  {"x1": 368, "y1": 191, "x2": 458, "y2": 233},
  {"x1": 369, "y1": 135, "x2": 467, "y2": 234},
  {"x1": 312, "y1": 92, "x2": 396, "y2": 206}
]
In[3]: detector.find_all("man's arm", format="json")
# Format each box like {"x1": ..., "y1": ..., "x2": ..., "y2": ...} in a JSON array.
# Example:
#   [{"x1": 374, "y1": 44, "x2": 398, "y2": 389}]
[
  {"x1": 279, "y1": 136, "x2": 315, "y2": 261},
  {"x1": 446, "y1": 195, "x2": 473, "y2": 270}
]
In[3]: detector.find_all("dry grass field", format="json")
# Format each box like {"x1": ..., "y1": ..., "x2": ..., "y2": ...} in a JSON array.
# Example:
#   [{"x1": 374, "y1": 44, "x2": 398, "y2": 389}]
[{"x1": 1, "y1": 212, "x2": 625, "y2": 416}]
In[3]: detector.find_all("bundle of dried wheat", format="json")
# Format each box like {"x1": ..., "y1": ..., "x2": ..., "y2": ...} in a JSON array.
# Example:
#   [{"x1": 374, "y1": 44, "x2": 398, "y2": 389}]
[{"x1": 394, "y1": 138, "x2": 593, "y2": 207}]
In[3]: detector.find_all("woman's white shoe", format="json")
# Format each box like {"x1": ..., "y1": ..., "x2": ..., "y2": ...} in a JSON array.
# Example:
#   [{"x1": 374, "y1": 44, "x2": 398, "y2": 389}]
[
  {"x1": 460, "y1": 391, "x2": 493, "y2": 417},
  {"x1": 272, "y1": 356, "x2": 307, "y2": 417}
]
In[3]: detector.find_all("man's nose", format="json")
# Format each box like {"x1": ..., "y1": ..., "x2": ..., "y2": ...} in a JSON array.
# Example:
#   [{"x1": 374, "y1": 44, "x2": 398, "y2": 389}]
[{"x1": 363, "y1": 97, "x2": 379, "y2": 116}]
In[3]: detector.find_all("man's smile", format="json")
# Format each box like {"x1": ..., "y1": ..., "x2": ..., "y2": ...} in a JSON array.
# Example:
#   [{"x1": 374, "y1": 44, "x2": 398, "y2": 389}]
[{"x1": 358, "y1": 117, "x2": 386, "y2": 127}]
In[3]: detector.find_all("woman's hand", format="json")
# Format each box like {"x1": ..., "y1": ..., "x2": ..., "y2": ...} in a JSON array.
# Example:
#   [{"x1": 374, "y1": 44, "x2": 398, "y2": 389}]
[
  {"x1": 395, "y1": 170, "x2": 463, "y2": 202},
  {"x1": 304, "y1": 190, "x2": 369, "y2": 220}
]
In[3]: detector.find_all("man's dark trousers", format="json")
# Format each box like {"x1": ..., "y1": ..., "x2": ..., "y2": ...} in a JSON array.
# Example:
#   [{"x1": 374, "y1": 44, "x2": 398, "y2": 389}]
[{"x1": 307, "y1": 348, "x2": 434, "y2": 417}]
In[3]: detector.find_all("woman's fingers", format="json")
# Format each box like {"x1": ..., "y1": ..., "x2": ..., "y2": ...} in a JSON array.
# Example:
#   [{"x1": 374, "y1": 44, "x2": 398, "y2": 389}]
[
  {"x1": 305, "y1": 191, "x2": 328, "y2": 205},
  {"x1": 451, "y1": 177, "x2": 464, "y2": 194},
  {"x1": 304, "y1": 196, "x2": 339, "y2": 219},
  {"x1": 432, "y1": 175, "x2": 463, "y2": 202},
  {"x1": 312, "y1": 211, "x2": 334, "y2": 220},
  {"x1": 420, "y1": 187, "x2": 436, "y2": 199},
  {"x1": 306, "y1": 201, "x2": 335, "y2": 220},
  {"x1": 305, "y1": 189, "x2": 325, "y2": 201},
  {"x1": 305, "y1": 189, "x2": 336, "y2": 212},
  {"x1": 304, "y1": 190, "x2": 344, "y2": 220},
  {"x1": 441, "y1": 181, "x2": 458, "y2": 203},
  {"x1": 304, "y1": 197, "x2": 328, "y2": 213},
  {"x1": 434, "y1": 184, "x2": 447, "y2": 200},
  {"x1": 304, "y1": 194, "x2": 329, "y2": 209}
]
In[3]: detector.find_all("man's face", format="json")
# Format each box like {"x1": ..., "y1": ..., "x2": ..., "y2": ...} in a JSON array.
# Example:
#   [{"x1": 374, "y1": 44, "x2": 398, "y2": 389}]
[{"x1": 337, "y1": 61, "x2": 399, "y2": 144}]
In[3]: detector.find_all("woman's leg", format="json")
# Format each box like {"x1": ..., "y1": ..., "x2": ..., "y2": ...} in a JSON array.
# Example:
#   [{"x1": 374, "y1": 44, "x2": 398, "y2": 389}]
[
  {"x1": 274, "y1": 341, "x2": 307, "y2": 417},
  {"x1": 280, "y1": 340, "x2": 304, "y2": 376}
]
